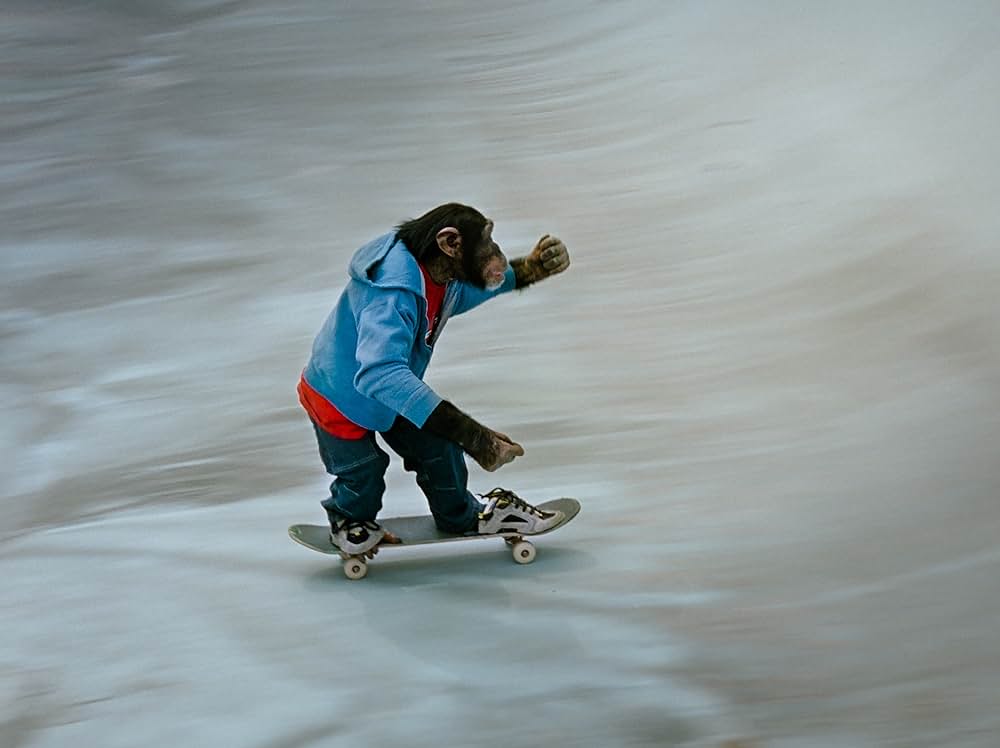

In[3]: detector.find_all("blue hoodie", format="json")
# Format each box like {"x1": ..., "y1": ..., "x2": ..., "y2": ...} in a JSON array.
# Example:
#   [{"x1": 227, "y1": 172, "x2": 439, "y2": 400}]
[{"x1": 302, "y1": 232, "x2": 517, "y2": 432}]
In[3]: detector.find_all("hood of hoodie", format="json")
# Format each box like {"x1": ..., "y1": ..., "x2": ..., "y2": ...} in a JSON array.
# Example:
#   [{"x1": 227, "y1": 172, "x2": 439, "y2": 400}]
[{"x1": 347, "y1": 232, "x2": 423, "y2": 293}]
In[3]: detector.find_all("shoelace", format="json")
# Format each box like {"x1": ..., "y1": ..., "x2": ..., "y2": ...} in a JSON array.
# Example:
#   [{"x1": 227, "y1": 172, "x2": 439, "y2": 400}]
[
  {"x1": 334, "y1": 518, "x2": 381, "y2": 535},
  {"x1": 480, "y1": 488, "x2": 549, "y2": 518}
]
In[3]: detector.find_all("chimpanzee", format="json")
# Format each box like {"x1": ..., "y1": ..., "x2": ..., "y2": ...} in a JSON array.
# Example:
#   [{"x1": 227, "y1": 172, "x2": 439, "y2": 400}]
[{"x1": 298, "y1": 202, "x2": 571, "y2": 555}]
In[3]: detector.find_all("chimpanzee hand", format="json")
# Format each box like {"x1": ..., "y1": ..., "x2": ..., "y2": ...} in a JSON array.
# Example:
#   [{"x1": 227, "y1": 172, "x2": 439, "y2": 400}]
[
  {"x1": 512, "y1": 235, "x2": 571, "y2": 288},
  {"x1": 474, "y1": 430, "x2": 525, "y2": 472},
  {"x1": 423, "y1": 401, "x2": 525, "y2": 471},
  {"x1": 531, "y1": 235, "x2": 570, "y2": 277}
]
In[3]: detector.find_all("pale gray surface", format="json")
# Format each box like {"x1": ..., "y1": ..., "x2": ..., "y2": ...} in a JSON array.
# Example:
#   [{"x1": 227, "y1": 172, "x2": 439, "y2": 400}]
[{"x1": 3, "y1": 2, "x2": 1000, "y2": 747}]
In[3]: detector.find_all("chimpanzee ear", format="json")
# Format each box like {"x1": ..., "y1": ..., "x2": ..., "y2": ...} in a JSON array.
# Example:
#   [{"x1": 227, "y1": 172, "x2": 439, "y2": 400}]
[{"x1": 436, "y1": 227, "x2": 462, "y2": 257}]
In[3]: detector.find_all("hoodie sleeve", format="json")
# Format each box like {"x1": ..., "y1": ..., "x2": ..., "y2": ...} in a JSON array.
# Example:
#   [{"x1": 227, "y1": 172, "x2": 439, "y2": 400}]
[
  {"x1": 450, "y1": 265, "x2": 517, "y2": 316},
  {"x1": 353, "y1": 292, "x2": 443, "y2": 427}
]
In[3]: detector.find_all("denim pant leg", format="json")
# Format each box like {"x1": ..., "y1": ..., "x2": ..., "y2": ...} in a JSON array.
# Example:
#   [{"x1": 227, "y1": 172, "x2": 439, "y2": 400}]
[
  {"x1": 311, "y1": 422, "x2": 390, "y2": 523},
  {"x1": 381, "y1": 416, "x2": 482, "y2": 533}
]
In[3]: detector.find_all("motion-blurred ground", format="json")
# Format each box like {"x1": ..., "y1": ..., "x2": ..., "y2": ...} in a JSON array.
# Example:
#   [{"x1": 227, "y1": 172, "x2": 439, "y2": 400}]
[{"x1": 3, "y1": 2, "x2": 999, "y2": 746}]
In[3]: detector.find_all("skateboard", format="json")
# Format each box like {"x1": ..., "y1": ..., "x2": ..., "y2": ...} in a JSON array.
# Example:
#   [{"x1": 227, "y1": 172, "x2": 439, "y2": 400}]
[{"x1": 288, "y1": 497, "x2": 580, "y2": 579}]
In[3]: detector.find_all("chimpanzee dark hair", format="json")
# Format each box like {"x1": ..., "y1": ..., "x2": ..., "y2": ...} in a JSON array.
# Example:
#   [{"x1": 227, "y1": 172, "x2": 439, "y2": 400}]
[{"x1": 395, "y1": 203, "x2": 488, "y2": 262}]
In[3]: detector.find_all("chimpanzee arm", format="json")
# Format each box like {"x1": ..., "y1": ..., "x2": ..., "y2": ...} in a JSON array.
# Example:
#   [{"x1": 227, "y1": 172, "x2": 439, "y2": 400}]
[
  {"x1": 423, "y1": 400, "x2": 523, "y2": 472},
  {"x1": 423, "y1": 401, "x2": 492, "y2": 460},
  {"x1": 511, "y1": 256, "x2": 546, "y2": 288},
  {"x1": 354, "y1": 295, "x2": 442, "y2": 427}
]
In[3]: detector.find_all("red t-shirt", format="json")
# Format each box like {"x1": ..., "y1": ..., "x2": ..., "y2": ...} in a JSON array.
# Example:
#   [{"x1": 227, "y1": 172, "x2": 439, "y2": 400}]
[
  {"x1": 420, "y1": 263, "x2": 447, "y2": 344},
  {"x1": 300, "y1": 263, "x2": 446, "y2": 439},
  {"x1": 298, "y1": 375, "x2": 368, "y2": 439}
]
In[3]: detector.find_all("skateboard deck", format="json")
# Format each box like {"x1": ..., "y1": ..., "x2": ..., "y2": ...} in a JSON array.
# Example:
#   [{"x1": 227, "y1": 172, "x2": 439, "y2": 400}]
[{"x1": 288, "y1": 497, "x2": 580, "y2": 579}]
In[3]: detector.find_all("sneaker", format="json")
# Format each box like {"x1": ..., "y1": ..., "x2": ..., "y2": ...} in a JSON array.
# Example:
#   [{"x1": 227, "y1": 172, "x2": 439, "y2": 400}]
[
  {"x1": 329, "y1": 516, "x2": 385, "y2": 555},
  {"x1": 476, "y1": 488, "x2": 564, "y2": 536}
]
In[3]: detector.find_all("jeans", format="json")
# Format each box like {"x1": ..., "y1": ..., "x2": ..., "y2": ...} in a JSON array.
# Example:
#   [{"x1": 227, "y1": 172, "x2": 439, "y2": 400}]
[{"x1": 311, "y1": 417, "x2": 481, "y2": 533}]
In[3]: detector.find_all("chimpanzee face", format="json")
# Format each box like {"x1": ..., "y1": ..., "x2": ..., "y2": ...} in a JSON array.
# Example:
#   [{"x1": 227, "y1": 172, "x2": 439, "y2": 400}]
[{"x1": 463, "y1": 220, "x2": 509, "y2": 291}]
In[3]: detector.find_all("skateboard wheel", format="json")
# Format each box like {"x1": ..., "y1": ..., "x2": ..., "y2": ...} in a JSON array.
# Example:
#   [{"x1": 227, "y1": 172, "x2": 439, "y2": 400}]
[
  {"x1": 343, "y1": 557, "x2": 368, "y2": 580},
  {"x1": 511, "y1": 540, "x2": 536, "y2": 564}
]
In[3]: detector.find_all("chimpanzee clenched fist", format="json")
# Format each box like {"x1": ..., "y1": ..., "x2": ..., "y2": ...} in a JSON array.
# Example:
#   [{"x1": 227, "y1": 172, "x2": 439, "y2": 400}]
[{"x1": 512, "y1": 235, "x2": 571, "y2": 289}]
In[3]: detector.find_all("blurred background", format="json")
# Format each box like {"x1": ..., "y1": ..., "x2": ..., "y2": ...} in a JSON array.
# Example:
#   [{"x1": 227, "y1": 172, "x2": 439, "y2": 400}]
[{"x1": 2, "y1": 1, "x2": 999, "y2": 746}]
